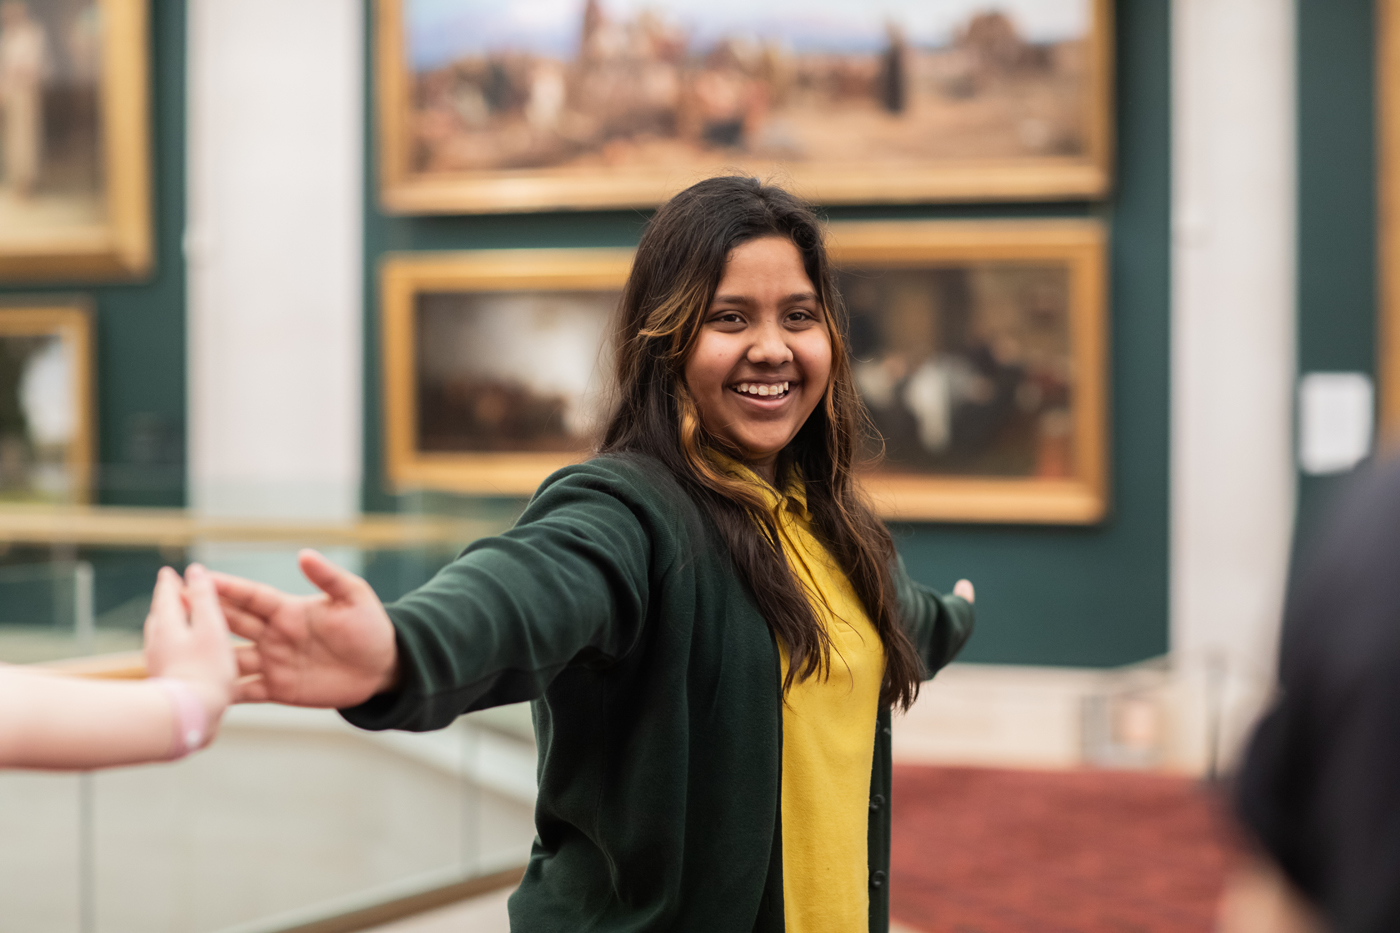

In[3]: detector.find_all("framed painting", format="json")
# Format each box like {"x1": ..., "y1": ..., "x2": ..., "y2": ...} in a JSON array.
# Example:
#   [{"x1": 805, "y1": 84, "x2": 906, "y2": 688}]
[
  {"x1": 381, "y1": 248, "x2": 633, "y2": 495},
  {"x1": 376, "y1": 0, "x2": 1114, "y2": 214},
  {"x1": 0, "y1": 0, "x2": 151, "y2": 281},
  {"x1": 0, "y1": 302, "x2": 94, "y2": 503},
  {"x1": 381, "y1": 218, "x2": 1108, "y2": 522},
  {"x1": 829, "y1": 219, "x2": 1107, "y2": 522}
]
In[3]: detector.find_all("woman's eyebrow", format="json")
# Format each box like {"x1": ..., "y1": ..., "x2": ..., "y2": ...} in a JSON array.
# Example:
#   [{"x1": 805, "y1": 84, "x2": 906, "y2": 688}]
[{"x1": 710, "y1": 291, "x2": 818, "y2": 305}]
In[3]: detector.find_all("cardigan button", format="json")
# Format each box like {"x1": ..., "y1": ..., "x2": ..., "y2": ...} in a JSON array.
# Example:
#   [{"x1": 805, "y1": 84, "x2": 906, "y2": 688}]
[
  {"x1": 869, "y1": 794, "x2": 885, "y2": 811},
  {"x1": 870, "y1": 870, "x2": 886, "y2": 889}
]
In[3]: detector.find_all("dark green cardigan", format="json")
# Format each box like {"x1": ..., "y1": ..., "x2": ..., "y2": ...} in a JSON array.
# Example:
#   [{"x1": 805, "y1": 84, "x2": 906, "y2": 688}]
[{"x1": 342, "y1": 455, "x2": 973, "y2": 932}]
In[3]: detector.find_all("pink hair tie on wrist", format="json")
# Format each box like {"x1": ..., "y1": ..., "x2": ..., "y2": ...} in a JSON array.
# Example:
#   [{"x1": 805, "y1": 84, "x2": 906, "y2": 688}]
[{"x1": 151, "y1": 678, "x2": 208, "y2": 760}]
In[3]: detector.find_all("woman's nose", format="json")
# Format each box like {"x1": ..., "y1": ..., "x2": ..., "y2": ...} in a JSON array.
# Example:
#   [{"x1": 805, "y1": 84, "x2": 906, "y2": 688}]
[{"x1": 746, "y1": 321, "x2": 793, "y2": 365}]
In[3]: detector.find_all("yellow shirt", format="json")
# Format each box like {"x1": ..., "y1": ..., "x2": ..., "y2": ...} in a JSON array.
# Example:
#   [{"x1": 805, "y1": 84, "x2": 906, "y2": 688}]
[{"x1": 715, "y1": 458, "x2": 885, "y2": 933}]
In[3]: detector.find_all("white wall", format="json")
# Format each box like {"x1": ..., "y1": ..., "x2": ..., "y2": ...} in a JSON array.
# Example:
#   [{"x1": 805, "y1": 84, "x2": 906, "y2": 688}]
[
  {"x1": 186, "y1": 0, "x2": 364, "y2": 522},
  {"x1": 1171, "y1": 0, "x2": 1298, "y2": 770}
]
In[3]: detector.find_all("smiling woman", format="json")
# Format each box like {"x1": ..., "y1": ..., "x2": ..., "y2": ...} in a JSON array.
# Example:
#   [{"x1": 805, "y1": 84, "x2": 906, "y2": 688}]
[{"x1": 214, "y1": 176, "x2": 974, "y2": 933}]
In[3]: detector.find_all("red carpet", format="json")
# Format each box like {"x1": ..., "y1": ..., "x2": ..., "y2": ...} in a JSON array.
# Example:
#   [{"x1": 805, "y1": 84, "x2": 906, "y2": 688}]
[{"x1": 890, "y1": 765, "x2": 1241, "y2": 933}]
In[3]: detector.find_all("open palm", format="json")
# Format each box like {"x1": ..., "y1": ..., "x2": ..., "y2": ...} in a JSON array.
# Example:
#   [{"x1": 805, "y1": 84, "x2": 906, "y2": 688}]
[{"x1": 214, "y1": 550, "x2": 399, "y2": 709}]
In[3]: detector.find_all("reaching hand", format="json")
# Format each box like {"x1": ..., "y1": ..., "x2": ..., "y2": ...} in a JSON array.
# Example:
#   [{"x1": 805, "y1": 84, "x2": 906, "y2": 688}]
[
  {"x1": 144, "y1": 564, "x2": 237, "y2": 742},
  {"x1": 953, "y1": 579, "x2": 975, "y2": 604},
  {"x1": 214, "y1": 550, "x2": 399, "y2": 709}
]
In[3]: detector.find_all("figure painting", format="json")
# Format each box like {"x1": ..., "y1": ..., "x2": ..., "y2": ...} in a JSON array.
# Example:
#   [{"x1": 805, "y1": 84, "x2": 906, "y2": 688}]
[
  {"x1": 845, "y1": 264, "x2": 1075, "y2": 480},
  {"x1": 831, "y1": 219, "x2": 1107, "y2": 522},
  {"x1": 0, "y1": 0, "x2": 150, "y2": 280},
  {"x1": 0, "y1": 305, "x2": 92, "y2": 503},
  {"x1": 378, "y1": 0, "x2": 1112, "y2": 212}
]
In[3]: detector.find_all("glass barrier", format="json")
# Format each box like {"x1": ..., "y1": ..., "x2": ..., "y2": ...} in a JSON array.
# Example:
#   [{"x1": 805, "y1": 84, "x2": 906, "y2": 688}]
[{"x1": 0, "y1": 503, "x2": 537, "y2": 933}]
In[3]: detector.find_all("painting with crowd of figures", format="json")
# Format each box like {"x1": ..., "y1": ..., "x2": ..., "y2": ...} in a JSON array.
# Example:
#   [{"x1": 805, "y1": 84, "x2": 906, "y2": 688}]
[
  {"x1": 0, "y1": 306, "x2": 92, "y2": 503},
  {"x1": 381, "y1": 223, "x2": 1106, "y2": 522},
  {"x1": 377, "y1": 0, "x2": 1112, "y2": 212},
  {"x1": 0, "y1": 0, "x2": 149, "y2": 279}
]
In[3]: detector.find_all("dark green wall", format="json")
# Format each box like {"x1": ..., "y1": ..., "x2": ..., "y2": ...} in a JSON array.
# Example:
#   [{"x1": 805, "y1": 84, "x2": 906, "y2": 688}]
[
  {"x1": 894, "y1": 1, "x2": 1171, "y2": 667},
  {"x1": 361, "y1": 0, "x2": 1172, "y2": 667},
  {"x1": 0, "y1": 0, "x2": 186, "y2": 508},
  {"x1": 1295, "y1": 0, "x2": 1379, "y2": 542}
]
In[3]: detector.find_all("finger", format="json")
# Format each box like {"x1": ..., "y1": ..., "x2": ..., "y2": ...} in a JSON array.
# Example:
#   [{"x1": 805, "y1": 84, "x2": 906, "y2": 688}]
[
  {"x1": 953, "y1": 579, "x2": 975, "y2": 604},
  {"x1": 299, "y1": 549, "x2": 365, "y2": 604},
  {"x1": 221, "y1": 603, "x2": 268, "y2": 642},
  {"x1": 184, "y1": 564, "x2": 232, "y2": 636},
  {"x1": 233, "y1": 673, "x2": 269, "y2": 704},
  {"x1": 210, "y1": 570, "x2": 293, "y2": 619},
  {"x1": 145, "y1": 567, "x2": 188, "y2": 638},
  {"x1": 235, "y1": 643, "x2": 263, "y2": 676}
]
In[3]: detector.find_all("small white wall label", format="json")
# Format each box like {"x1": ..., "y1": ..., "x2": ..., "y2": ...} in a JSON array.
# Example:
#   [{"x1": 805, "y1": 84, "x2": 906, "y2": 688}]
[{"x1": 1298, "y1": 372, "x2": 1374, "y2": 475}]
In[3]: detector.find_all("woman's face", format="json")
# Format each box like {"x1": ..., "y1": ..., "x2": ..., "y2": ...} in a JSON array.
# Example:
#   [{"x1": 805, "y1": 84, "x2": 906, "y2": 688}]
[{"x1": 683, "y1": 236, "x2": 833, "y2": 483}]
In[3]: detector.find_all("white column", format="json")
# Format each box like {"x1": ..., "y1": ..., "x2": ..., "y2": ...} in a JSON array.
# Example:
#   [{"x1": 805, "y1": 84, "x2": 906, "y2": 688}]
[
  {"x1": 1171, "y1": 0, "x2": 1297, "y2": 771},
  {"x1": 186, "y1": 0, "x2": 363, "y2": 524}
]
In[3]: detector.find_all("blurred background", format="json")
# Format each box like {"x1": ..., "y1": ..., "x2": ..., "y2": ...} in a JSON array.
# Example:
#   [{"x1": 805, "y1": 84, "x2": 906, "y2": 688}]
[{"x1": 0, "y1": 0, "x2": 1386, "y2": 930}]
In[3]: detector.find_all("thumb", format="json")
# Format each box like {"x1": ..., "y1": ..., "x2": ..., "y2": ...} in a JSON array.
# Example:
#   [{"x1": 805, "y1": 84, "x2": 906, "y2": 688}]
[{"x1": 298, "y1": 549, "x2": 364, "y2": 603}]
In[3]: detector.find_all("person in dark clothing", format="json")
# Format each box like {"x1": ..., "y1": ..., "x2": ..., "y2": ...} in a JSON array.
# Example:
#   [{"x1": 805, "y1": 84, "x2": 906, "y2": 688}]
[{"x1": 1232, "y1": 454, "x2": 1400, "y2": 933}]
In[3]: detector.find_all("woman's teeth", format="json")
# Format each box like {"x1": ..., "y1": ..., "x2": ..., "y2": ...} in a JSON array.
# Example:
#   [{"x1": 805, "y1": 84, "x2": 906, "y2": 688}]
[{"x1": 734, "y1": 382, "x2": 791, "y2": 398}]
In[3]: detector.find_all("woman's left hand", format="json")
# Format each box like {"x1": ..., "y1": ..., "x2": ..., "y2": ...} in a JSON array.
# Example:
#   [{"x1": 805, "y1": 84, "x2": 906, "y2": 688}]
[{"x1": 953, "y1": 579, "x2": 975, "y2": 603}]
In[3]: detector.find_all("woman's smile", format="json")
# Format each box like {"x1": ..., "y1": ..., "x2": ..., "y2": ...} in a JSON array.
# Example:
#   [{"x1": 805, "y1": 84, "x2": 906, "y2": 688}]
[{"x1": 730, "y1": 380, "x2": 793, "y2": 400}]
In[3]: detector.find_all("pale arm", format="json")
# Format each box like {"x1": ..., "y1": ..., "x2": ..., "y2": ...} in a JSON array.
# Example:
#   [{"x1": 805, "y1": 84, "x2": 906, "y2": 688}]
[{"x1": 0, "y1": 564, "x2": 237, "y2": 770}]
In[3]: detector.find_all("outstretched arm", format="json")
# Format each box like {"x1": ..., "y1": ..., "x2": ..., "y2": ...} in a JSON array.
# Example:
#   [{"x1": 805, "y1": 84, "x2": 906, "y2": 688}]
[
  {"x1": 895, "y1": 554, "x2": 976, "y2": 679},
  {"x1": 0, "y1": 565, "x2": 237, "y2": 770},
  {"x1": 216, "y1": 462, "x2": 660, "y2": 731}
]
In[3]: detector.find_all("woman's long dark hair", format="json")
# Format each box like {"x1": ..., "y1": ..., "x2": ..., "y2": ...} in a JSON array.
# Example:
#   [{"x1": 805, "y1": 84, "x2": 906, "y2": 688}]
[{"x1": 600, "y1": 176, "x2": 924, "y2": 710}]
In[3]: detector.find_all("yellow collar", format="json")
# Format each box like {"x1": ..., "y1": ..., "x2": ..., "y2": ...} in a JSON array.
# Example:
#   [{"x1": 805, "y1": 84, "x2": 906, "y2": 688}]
[{"x1": 707, "y1": 451, "x2": 811, "y2": 520}]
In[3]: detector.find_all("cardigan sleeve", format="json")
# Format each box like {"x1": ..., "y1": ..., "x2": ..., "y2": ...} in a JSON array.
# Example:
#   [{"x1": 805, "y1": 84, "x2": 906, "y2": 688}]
[
  {"x1": 340, "y1": 460, "x2": 667, "y2": 732},
  {"x1": 892, "y1": 553, "x2": 975, "y2": 679}
]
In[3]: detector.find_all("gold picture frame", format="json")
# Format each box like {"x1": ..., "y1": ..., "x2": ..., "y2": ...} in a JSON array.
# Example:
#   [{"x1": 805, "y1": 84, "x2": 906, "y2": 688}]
[
  {"x1": 0, "y1": 301, "x2": 95, "y2": 503},
  {"x1": 1380, "y1": 0, "x2": 1400, "y2": 441},
  {"x1": 381, "y1": 219, "x2": 1108, "y2": 523},
  {"x1": 0, "y1": 0, "x2": 152, "y2": 281},
  {"x1": 381, "y1": 248, "x2": 634, "y2": 496},
  {"x1": 375, "y1": 0, "x2": 1114, "y2": 215},
  {"x1": 830, "y1": 219, "x2": 1108, "y2": 523}
]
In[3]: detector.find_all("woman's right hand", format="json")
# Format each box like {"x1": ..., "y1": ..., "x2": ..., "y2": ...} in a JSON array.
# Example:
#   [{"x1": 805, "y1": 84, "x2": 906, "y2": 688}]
[{"x1": 214, "y1": 550, "x2": 399, "y2": 709}]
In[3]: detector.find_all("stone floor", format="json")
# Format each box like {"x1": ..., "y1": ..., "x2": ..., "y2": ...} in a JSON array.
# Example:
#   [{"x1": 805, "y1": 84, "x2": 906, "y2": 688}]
[{"x1": 0, "y1": 705, "x2": 536, "y2": 933}]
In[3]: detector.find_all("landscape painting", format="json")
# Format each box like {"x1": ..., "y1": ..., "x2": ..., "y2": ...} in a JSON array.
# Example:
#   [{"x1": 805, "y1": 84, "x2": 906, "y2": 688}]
[
  {"x1": 380, "y1": 248, "x2": 634, "y2": 496},
  {"x1": 377, "y1": 0, "x2": 1111, "y2": 212},
  {"x1": 414, "y1": 289, "x2": 617, "y2": 456}
]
